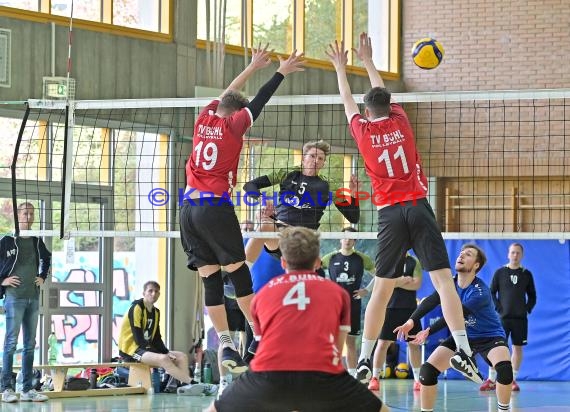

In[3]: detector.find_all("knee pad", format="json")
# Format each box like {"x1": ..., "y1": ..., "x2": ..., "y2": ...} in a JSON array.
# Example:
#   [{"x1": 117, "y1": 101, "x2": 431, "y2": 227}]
[
  {"x1": 228, "y1": 264, "x2": 253, "y2": 298},
  {"x1": 419, "y1": 362, "x2": 440, "y2": 386},
  {"x1": 495, "y1": 361, "x2": 513, "y2": 385},
  {"x1": 202, "y1": 270, "x2": 224, "y2": 306}
]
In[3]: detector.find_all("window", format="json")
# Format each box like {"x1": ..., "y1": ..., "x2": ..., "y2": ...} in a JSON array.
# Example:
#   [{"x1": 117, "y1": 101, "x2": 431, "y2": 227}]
[
  {"x1": 51, "y1": 0, "x2": 101, "y2": 22},
  {"x1": 197, "y1": 0, "x2": 243, "y2": 45},
  {"x1": 0, "y1": 0, "x2": 37, "y2": 12},
  {"x1": 196, "y1": 0, "x2": 401, "y2": 76},
  {"x1": 113, "y1": 0, "x2": 160, "y2": 32},
  {"x1": 0, "y1": 0, "x2": 171, "y2": 37},
  {"x1": 304, "y1": 0, "x2": 340, "y2": 60},
  {"x1": 252, "y1": 0, "x2": 292, "y2": 52},
  {"x1": 351, "y1": 0, "x2": 368, "y2": 67}
]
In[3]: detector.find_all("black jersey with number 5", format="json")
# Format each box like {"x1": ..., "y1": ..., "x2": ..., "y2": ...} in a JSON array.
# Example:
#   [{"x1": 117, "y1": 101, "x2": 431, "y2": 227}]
[{"x1": 244, "y1": 167, "x2": 359, "y2": 229}]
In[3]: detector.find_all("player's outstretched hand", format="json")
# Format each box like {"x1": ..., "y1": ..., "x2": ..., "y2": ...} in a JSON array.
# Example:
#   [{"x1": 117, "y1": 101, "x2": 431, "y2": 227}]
[
  {"x1": 393, "y1": 319, "x2": 414, "y2": 341},
  {"x1": 277, "y1": 50, "x2": 306, "y2": 76},
  {"x1": 353, "y1": 32, "x2": 373, "y2": 63},
  {"x1": 349, "y1": 174, "x2": 360, "y2": 195},
  {"x1": 411, "y1": 328, "x2": 430, "y2": 345},
  {"x1": 249, "y1": 43, "x2": 273, "y2": 71},
  {"x1": 325, "y1": 40, "x2": 348, "y2": 70}
]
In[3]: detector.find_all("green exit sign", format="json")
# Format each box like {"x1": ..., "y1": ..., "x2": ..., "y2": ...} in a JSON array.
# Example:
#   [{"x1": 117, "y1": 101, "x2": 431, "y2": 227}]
[{"x1": 57, "y1": 84, "x2": 67, "y2": 96}]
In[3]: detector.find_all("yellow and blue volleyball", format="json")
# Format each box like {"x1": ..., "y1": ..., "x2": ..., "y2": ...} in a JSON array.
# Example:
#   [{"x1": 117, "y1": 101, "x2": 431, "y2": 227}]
[
  {"x1": 411, "y1": 38, "x2": 444, "y2": 69},
  {"x1": 395, "y1": 362, "x2": 410, "y2": 379}
]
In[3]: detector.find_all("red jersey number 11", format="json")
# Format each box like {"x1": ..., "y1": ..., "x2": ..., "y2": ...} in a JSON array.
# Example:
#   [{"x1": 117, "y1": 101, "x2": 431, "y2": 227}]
[{"x1": 378, "y1": 145, "x2": 409, "y2": 177}]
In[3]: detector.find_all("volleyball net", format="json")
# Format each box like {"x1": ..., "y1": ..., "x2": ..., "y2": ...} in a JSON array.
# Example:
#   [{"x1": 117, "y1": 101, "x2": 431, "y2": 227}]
[{"x1": 4, "y1": 88, "x2": 570, "y2": 240}]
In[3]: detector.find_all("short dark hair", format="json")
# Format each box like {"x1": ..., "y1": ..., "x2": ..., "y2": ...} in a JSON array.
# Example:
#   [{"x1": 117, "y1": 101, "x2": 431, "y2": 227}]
[
  {"x1": 461, "y1": 243, "x2": 487, "y2": 273},
  {"x1": 219, "y1": 91, "x2": 249, "y2": 113},
  {"x1": 143, "y1": 281, "x2": 160, "y2": 292},
  {"x1": 509, "y1": 242, "x2": 524, "y2": 253},
  {"x1": 17, "y1": 202, "x2": 35, "y2": 212},
  {"x1": 363, "y1": 87, "x2": 391, "y2": 118},
  {"x1": 302, "y1": 140, "x2": 330, "y2": 157},
  {"x1": 341, "y1": 227, "x2": 357, "y2": 240},
  {"x1": 279, "y1": 227, "x2": 320, "y2": 270}
]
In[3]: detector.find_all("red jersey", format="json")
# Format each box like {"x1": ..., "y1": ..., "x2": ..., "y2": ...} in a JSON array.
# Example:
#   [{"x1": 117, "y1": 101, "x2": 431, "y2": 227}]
[
  {"x1": 186, "y1": 100, "x2": 253, "y2": 195},
  {"x1": 250, "y1": 271, "x2": 351, "y2": 374},
  {"x1": 349, "y1": 103, "x2": 428, "y2": 205}
]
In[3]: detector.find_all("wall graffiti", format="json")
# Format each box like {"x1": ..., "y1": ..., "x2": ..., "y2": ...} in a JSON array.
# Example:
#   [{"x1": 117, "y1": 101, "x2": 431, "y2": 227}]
[
  {"x1": 51, "y1": 267, "x2": 132, "y2": 359},
  {"x1": 48, "y1": 252, "x2": 135, "y2": 362}
]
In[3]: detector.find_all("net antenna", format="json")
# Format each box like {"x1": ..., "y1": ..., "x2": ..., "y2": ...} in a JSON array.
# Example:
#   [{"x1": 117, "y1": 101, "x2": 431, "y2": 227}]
[{"x1": 60, "y1": 0, "x2": 75, "y2": 239}]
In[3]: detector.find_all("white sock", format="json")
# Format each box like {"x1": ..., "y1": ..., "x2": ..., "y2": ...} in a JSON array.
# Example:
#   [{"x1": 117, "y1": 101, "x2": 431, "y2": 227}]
[
  {"x1": 489, "y1": 367, "x2": 497, "y2": 382},
  {"x1": 359, "y1": 339, "x2": 376, "y2": 362},
  {"x1": 513, "y1": 369, "x2": 519, "y2": 381},
  {"x1": 348, "y1": 368, "x2": 356, "y2": 376},
  {"x1": 451, "y1": 330, "x2": 472, "y2": 356},
  {"x1": 218, "y1": 330, "x2": 237, "y2": 350},
  {"x1": 413, "y1": 367, "x2": 421, "y2": 382},
  {"x1": 373, "y1": 368, "x2": 383, "y2": 378},
  {"x1": 498, "y1": 401, "x2": 510, "y2": 411}
]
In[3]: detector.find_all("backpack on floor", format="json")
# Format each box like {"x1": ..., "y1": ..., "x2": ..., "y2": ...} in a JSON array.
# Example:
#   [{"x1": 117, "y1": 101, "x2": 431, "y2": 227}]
[
  {"x1": 201, "y1": 349, "x2": 220, "y2": 384},
  {"x1": 64, "y1": 377, "x2": 91, "y2": 391}
]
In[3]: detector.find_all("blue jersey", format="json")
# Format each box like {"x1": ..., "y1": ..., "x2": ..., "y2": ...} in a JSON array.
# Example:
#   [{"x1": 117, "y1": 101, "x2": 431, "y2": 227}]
[
  {"x1": 456, "y1": 276, "x2": 505, "y2": 339},
  {"x1": 243, "y1": 239, "x2": 283, "y2": 293}
]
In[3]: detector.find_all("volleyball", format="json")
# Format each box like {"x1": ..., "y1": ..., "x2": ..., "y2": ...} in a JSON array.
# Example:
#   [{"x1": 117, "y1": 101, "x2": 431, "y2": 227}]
[
  {"x1": 411, "y1": 38, "x2": 444, "y2": 69},
  {"x1": 394, "y1": 363, "x2": 410, "y2": 379},
  {"x1": 383, "y1": 366, "x2": 392, "y2": 379}
]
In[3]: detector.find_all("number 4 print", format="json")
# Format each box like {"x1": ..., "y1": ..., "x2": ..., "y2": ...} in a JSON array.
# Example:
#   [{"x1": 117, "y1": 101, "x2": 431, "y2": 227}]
[{"x1": 282, "y1": 282, "x2": 311, "y2": 310}]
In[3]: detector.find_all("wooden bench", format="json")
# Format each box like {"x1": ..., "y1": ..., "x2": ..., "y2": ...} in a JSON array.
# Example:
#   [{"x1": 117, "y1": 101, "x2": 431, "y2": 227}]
[{"x1": 29, "y1": 362, "x2": 152, "y2": 398}]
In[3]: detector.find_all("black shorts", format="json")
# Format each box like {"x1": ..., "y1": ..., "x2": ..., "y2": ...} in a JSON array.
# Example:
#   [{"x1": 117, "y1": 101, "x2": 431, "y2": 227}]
[
  {"x1": 214, "y1": 371, "x2": 382, "y2": 412},
  {"x1": 349, "y1": 299, "x2": 362, "y2": 336},
  {"x1": 501, "y1": 317, "x2": 528, "y2": 346},
  {"x1": 376, "y1": 198, "x2": 450, "y2": 278},
  {"x1": 225, "y1": 298, "x2": 246, "y2": 332},
  {"x1": 179, "y1": 200, "x2": 245, "y2": 270},
  {"x1": 440, "y1": 336, "x2": 509, "y2": 366},
  {"x1": 379, "y1": 307, "x2": 421, "y2": 341},
  {"x1": 119, "y1": 348, "x2": 148, "y2": 363}
]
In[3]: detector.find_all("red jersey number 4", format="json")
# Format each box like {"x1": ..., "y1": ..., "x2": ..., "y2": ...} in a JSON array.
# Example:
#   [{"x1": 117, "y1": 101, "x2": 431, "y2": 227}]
[{"x1": 282, "y1": 282, "x2": 311, "y2": 310}]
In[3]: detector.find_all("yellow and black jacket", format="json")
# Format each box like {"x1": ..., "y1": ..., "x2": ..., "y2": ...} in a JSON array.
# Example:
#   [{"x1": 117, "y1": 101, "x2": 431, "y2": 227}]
[{"x1": 118, "y1": 298, "x2": 168, "y2": 356}]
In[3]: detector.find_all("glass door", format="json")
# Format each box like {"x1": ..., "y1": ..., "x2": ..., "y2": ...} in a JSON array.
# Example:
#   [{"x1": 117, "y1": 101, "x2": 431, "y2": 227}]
[{"x1": 44, "y1": 199, "x2": 112, "y2": 364}]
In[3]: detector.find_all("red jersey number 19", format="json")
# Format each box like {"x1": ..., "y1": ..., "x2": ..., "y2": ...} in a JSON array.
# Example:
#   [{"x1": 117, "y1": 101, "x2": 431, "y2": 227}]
[
  {"x1": 378, "y1": 145, "x2": 409, "y2": 177},
  {"x1": 282, "y1": 282, "x2": 311, "y2": 310},
  {"x1": 194, "y1": 141, "x2": 218, "y2": 171}
]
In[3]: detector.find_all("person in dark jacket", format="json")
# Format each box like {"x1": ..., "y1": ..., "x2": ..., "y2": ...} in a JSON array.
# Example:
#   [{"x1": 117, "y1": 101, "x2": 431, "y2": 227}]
[
  {"x1": 480, "y1": 243, "x2": 537, "y2": 392},
  {"x1": 0, "y1": 202, "x2": 50, "y2": 403}
]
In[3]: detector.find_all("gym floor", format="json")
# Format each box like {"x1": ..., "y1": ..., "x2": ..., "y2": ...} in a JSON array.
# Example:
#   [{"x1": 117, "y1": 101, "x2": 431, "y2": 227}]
[{"x1": 5, "y1": 380, "x2": 569, "y2": 411}]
